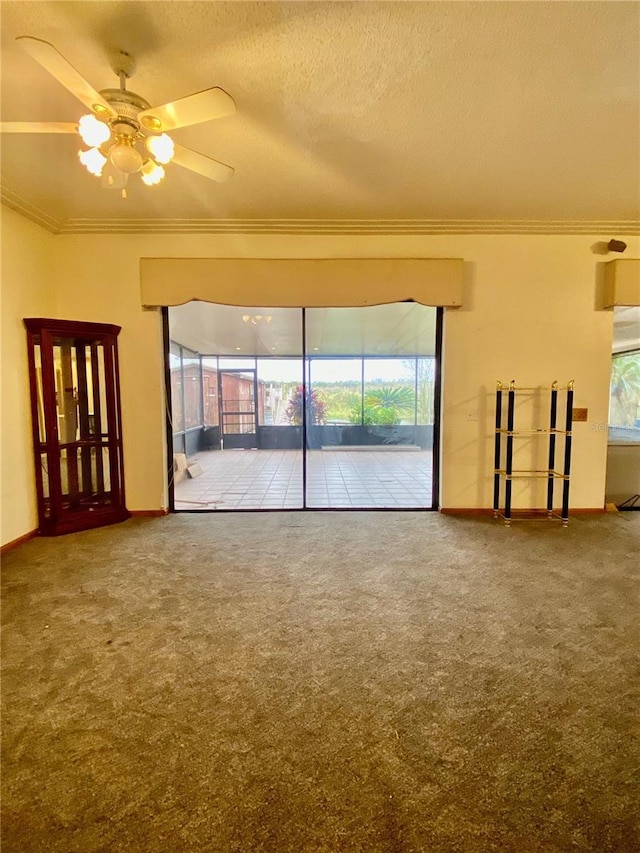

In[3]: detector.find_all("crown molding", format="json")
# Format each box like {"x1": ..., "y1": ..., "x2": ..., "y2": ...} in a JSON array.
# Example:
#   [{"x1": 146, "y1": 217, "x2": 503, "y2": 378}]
[
  {"x1": 57, "y1": 218, "x2": 640, "y2": 236},
  {"x1": 1, "y1": 193, "x2": 638, "y2": 238},
  {"x1": 1, "y1": 182, "x2": 63, "y2": 234}
]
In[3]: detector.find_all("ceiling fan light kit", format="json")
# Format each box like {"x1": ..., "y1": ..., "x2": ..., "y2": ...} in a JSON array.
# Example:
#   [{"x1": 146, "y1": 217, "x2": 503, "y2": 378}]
[
  {"x1": 78, "y1": 113, "x2": 110, "y2": 147},
  {"x1": 242, "y1": 314, "x2": 273, "y2": 325},
  {"x1": 107, "y1": 137, "x2": 144, "y2": 175},
  {"x1": 146, "y1": 133, "x2": 175, "y2": 164},
  {"x1": 77, "y1": 82, "x2": 175, "y2": 188},
  {"x1": 2, "y1": 36, "x2": 236, "y2": 197},
  {"x1": 141, "y1": 160, "x2": 165, "y2": 186},
  {"x1": 78, "y1": 146, "x2": 107, "y2": 176}
]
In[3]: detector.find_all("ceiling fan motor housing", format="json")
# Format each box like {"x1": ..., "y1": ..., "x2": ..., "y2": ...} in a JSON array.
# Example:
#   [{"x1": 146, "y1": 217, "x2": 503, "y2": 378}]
[{"x1": 100, "y1": 89, "x2": 151, "y2": 130}]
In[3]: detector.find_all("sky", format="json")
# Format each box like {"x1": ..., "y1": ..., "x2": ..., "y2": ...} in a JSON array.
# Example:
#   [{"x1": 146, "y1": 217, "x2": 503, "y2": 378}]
[
  {"x1": 182, "y1": 355, "x2": 434, "y2": 384},
  {"x1": 252, "y1": 358, "x2": 428, "y2": 384}
]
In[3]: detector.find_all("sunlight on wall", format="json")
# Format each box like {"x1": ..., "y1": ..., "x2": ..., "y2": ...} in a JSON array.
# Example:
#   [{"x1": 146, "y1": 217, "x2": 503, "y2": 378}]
[
  {"x1": 1, "y1": 209, "x2": 56, "y2": 544},
  {"x1": 3, "y1": 223, "x2": 637, "y2": 543}
]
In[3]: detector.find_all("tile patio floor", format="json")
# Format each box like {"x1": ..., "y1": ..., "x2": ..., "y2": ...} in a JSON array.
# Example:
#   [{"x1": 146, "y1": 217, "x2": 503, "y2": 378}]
[{"x1": 174, "y1": 449, "x2": 433, "y2": 510}]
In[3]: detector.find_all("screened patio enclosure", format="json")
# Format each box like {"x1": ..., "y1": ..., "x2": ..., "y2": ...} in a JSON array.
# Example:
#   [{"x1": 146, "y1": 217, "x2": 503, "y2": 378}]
[{"x1": 168, "y1": 302, "x2": 440, "y2": 510}]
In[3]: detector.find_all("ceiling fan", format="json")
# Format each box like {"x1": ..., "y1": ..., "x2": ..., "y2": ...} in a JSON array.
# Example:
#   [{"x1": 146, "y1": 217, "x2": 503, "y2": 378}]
[{"x1": 0, "y1": 36, "x2": 235, "y2": 196}]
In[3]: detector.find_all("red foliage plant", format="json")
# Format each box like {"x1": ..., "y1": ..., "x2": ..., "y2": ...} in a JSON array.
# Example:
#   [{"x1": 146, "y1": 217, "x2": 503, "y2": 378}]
[{"x1": 284, "y1": 385, "x2": 326, "y2": 425}]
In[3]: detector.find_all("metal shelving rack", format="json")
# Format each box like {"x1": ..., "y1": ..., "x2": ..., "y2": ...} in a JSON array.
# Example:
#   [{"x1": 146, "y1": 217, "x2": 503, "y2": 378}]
[{"x1": 493, "y1": 380, "x2": 574, "y2": 526}]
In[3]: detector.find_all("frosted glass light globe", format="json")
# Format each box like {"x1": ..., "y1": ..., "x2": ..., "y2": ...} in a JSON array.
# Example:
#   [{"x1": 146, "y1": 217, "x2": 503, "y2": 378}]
[
  {"x1": 141, "y1": 160, "x2": 165, "y2": 186},
  {"x1": 78, "y1": 114, "x2": 110, "y2": 147},
  {"x1": 78, "y1": 147, "x2": 107, "y2": 176},
  {"x1": 110, "y1": 142, "x2": 143, "y2": 174},
  {"x1": 146, "y1": 133, "x2": 175, "y2": 164}
]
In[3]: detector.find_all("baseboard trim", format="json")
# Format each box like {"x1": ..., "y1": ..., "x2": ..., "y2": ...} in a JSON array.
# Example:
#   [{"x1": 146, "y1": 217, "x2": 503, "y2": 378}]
[
  {"x1": 440, "y1": 508, "x2": 494, "y2": 516},
  {"x1": 440, "y1": 507, "x2": 606, "y2": 516},
  {"x1": 129, "y1": 509, "x2": 170, "y2": 518},
  {"x1": 1, "y1": 529, "x2": 38, "y2": 555}
]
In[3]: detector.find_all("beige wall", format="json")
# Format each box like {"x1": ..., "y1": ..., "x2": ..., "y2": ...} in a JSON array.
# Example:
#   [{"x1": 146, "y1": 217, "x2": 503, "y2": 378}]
[
  {"x1": 441, "y1": 239, "x2": 616, "y2": 509},
  {"x1": 1, "y1": 208, "x2": 56, "y2": 545},
  {"x1": 3, "y1": 219, "x2": 638, "y2": 544}
]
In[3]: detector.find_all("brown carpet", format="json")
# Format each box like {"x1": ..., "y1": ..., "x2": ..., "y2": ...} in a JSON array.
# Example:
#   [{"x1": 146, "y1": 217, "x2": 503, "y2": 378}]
[{"x1": 2, "y1": 512, "x2": 639, "y2": 852}]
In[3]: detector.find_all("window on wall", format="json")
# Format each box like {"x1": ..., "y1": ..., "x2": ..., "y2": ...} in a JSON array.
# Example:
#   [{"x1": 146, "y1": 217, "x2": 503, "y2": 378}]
[
  {"x1": 170, "y1": 344, "x2": 202, "y2": 433},
  {"x1": 309, "y1": 359, "x2": 361, "y2": 424},
  {"x1": 169, "y1": 341, "x2": 184, "y2": 434},
  {"x1": 183, "y1": 350, "x2": 201, "y2": 430},
  {"x1": 362, "y1": 359, "x2": 416, "y2": 426},
  {"x1": 201, "y1": 357, "x2": 219, "y2": 427},
  {"x1": 256, "y1": 359, "x2": 302, "y2": 425},
  {"x1": 609, "y1": 350, "x2": 640, "y2": 443},
  {"x1": 416, "y1": 358, "x2": 436, "y2": 425},
  {"x1": 170, "y1": 344, "x2": 209, "y2": 458},
  {"x1": 305, "y1": 356, "x2": 436, "y2": 428}
]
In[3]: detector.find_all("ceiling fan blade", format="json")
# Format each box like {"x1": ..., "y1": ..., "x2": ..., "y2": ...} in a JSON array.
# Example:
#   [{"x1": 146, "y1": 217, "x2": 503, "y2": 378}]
[
  {"x1": 17, "y1": 36, "x2": 116, "y2": 118},
  {"x1": 138, "y1": 87, "x2": 235, "y2": 132},
  {"x1": 172, "y1": 143, "x2": 234, "y2": 183},
  {"x1": 0, "y1": 121, "x2": 78, "y2": 133}
]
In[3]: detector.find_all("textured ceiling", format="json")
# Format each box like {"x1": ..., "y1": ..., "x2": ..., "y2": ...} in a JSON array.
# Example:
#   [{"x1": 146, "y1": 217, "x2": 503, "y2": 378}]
[{"x1": 1, "y1": 1, "x2": 638, "y2": 234}]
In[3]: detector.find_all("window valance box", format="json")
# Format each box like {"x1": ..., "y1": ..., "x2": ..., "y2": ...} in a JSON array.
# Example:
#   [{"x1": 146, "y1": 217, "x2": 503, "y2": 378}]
[
  {"x1": 604, "y1": 259, "x2": 640, "y2": 308},
  {"x1": 140, "y1": 257, "x2": 464, "y2": 309}
]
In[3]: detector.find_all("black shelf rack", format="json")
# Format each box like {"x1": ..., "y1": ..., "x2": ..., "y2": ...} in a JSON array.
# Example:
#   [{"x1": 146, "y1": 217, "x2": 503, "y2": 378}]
[{"x1": 493, "y1": 380, "x2": 574, "y2": 526}]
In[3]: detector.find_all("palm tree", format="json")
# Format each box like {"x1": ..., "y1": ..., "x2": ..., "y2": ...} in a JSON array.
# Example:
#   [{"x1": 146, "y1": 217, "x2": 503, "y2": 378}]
[
  {"x1": 610, "y1": 353, "x2": 640, "y2": 427},
  {"x1": 361, "y1": 385, "x2": 415, "y2": 425}
]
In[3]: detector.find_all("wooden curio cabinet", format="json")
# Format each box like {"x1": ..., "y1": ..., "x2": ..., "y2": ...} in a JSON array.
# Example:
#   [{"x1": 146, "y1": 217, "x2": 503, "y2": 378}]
[{"x1": 24, "y1": 318, "x2": 129, "y2": 535}]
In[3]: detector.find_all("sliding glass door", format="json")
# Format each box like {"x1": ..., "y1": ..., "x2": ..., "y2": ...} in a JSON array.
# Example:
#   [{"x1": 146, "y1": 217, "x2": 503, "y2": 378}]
[
  {"x1": 304, "y1": 305, "x2": 437, "y2": 508},
  {"x1": 167, "y1": 302, "x2": 439, "y2": 510}
]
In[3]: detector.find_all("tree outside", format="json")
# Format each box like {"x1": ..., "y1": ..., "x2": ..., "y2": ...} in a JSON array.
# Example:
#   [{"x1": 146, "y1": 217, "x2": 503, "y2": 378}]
[
  {"x1": 610, "y1": 351, "x2": 640, "y2": 429},
  {"x1": 350, "y1": 385, "x2": 415, "y2": 425},
  {"x1": 273, "y1": 358, "x2": 438, "y2": 426},
  {"x1": 284, "y1": 385, "x2": 327, "y2": 425}
]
